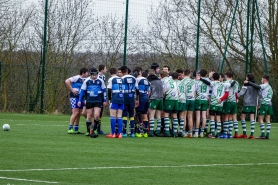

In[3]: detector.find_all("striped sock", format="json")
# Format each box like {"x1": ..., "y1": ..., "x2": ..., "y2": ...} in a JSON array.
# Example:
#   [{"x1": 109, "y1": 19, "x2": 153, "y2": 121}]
[
  {"x1": 210, "y1": 120, "x2": 215, "y2": 136},
  {"x1": 180, "y1": 119, "x2": 184, "y2": 133},
  {"x1": 130, "y1": 117, "x2": 135, "y2": 134},
  {"x1": 68, "y1": 125, "x2": 73, "y2": 130},
  {"x1": 216, "y1": 122, "x2": 221, "y2": 136},
  {"x1": 164, "y1": 117, "x2": 170, "y2": 134},
  {"x1": 149, "y1": 118, "x2": 154, "y2": 134},
  {"x1": 260, "y1": 124, "x2": 265, "y2": 136},
  {"x1": 229, "y1": 120, "x2": 233, "y2": 135},
  {"x1": 224, "y1": 121, "x2": 229, "y2": 134},
  {"x1": 266, "y1": 123, "x2": 271, "y2": 137},
  {"x1": 234, "y1": 121, "x2": 238, "y2": 134},
  {"x1": 241, "y1": 120, "x2": 246, "y2": 135},
  {"x1": 173, "y1": 118, "x2": 178, "y2": 135},
  {"x1": 156, "y1": 118, "x2": 161, "y2": 132},
  {"x1": 205, "y1": 119, "x2": 209, "y2": 132},
  {"x1": 143, "y1": 120, "x2": 149, "y2": 134},
  {"x1": 250, "y1": 120, "x2": 255, "y2": 136},
  {"x1": 123, "y1": 117, "x2": 128, "y2": 134}
]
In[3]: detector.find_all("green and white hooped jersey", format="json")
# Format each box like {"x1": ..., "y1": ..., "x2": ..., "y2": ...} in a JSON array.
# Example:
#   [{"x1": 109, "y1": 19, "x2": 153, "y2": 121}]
[
  {"x1": 210, "y1": 81, "x2": 229, "y2": 107},
  {"x1": 162, "y1": 77, "x2": 179, "y2": 101},
  {"x1": 195, "y1": 80, "x2": 210, "y2": 101},
  {"x1": 225, "y1": 80, "x2": 239, "y2": 103},
  {"x1": 177, "y1": 80, "x2": 186, "y2": 103},
  {"x1": 259, "y1": 83, "x2": 273, "y2": 105},
  {"x1": 182, "y1": 78, "x2": 196, "y2": 101}
]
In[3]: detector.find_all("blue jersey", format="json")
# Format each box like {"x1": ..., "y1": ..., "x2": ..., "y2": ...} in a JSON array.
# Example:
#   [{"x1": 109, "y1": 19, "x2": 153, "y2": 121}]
[
  {"x1": 136, "y1": 77, "x2": 150, "y2": 103},
  {"x1": 79, "y1": 77, "x2": 106, "y2": 103},
  {"x1": 98, "y1": 74, "x2": 106, "y2": 84},
  {"x1": 122, "y1": 75, "x2": 138, "y2": 104},
  {"x1": 68, "y1": 75, "x2": 86, "y2": 98},
  {"x1": 107, "y1": 76, "x2": 125, "y2": 104}
]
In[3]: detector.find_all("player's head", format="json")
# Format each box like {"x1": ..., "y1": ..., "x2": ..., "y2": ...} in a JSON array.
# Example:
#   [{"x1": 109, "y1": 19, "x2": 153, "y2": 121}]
[
  {"x1": 90, "y1": 67, "x2": 98, "y2": 79},
  {"x1": 80, "y1": 68, "x2": 89, "y2": 77},
  {"x1": 262, "y1": 74, "x2": 269, "y2": 83},
  {"x1": 142, "y1": 71, "x2": 148, "y2": 78},
  {"x1": 195, "y1": 70, "x2": 201, "y2": 80},
  {"x1": 209, "y1": 69, "x2": 216, "y2": 78},
  {"x1": 246, "y1": 73, "x2": 255, "y2": 82},
  {"x1": 199, "y1": 69, "x2": 207, "y2": 78},
  {"x1": 172, "y1": 72, "x2": 179, "y2": 80},
  {"x1": 212, "y1": 72, "x2": 220, "y2": 81},
  {"x1": 160, "y1": 70, "x2": 168, "y2": 78},
  {"x1": 133, "y1": 66, "x2": 142, "y2": 77},
  {"x1": 225, "y1": 70, "x2": 234, "y2": 80},
  {"x1": 151, "y1": 62, "x2": 160, "y2": 74},
  {"x1": 120, "y1": 65, "x2": 128, "y2": 75},
  {"x1": 176, "y1": 69, "x2": 184, "y2": 80},
  {"x1": 99, "y1": 64, "x2": 107, "y2": 74},
  {"x1": 163, "y1": 66, "x2": 170, "y2": 74},
  {"x1": 109, "y1": 67, "x2": 117, "y2": 75},
  {"x1": 184, "y1": 69, "x2": 191, "y2": 77},
  {"x1": 148, "y1": 69, "x2": 155, "y2": 76},
  {"x1": 219, "y1": 73, "x2": 225, "y2": 82},
  {"x1": 117, "y1": 68, "x2": 123, "y2": 77}
]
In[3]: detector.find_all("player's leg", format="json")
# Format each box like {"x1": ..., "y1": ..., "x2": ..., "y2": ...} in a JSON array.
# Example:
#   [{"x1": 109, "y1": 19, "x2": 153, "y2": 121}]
[
  {"x1": 86, "y1": 104, "x2": 94, "y2": 137},
  {"x1": 171, "y1": 112, "x2": 179, "y2": 137},
  {"x1": 179, "y1": 111, "x2": 185, "y2": 136},
  {"x1": 256, "y1": 105, "x2": 267, "y2": 139},
  {"x1": 209, "y1": 110, "x2": 216, "y2": 138},
  {"x1": 68, "y1": 107, "x2": 80, "y2": 134},
  {"x1": 195, "y1": 110, "x2": 201, "y2": 137},
  {"x1": 128, "y1": 103, "x2": 136, "y2": 138},
  {"x1": 232, "y1": 113, "x2": 239, "y2": 138},
  {"x1": 163, "y1": 111, "x2": 171, "y2": 136},
  {"x1": 249, "y1": 113, "x2": 255, "y2": 139},
  {"x1": 148, "y1": 109, "x2": 156, "y2": 136},
  {"x1": 200, "y1": 110, "x2": 207, "y2": 137},
  {"x1": 106, "y1": 108, "x2": 117, "y2": 138},
  {"x1": 187, "y1": 111, "x2": 193, "y2": 138},
  {"x1": 97, "y1": 106, "x2": 105, "y2": 134},
  {"x1": 240, "y1": 112, "x2": 247, "y2": 137},
  {"x1": 90, "y1": 105, "x2": 102, "y2": 138},
  {"x1": 265, "y1": 114, "x2": 271, "y2": 139},
  {"x1": 216, "y1": 113, "x2": 222, "y2": 138},
  {"x1": 122, "y1": 104, "x2": 128, "y2": 137},
  {"x1": 116, "y1": 106, "x2": 124, "y2": 138}
]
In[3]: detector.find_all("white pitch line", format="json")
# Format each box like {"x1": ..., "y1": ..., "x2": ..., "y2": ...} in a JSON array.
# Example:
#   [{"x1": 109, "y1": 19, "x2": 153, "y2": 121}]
[
  {"x1": 0, "y1": 176, "x2": 58, "y2": 184},
  {"x1": 1, "y1": 163, "x2": 278, "y2": 172}
]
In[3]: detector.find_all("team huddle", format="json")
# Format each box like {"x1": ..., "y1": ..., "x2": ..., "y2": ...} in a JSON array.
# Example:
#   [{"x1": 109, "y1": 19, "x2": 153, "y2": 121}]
[{"x1": 65, "y1": 63, "x2": 273, "y2": 140}]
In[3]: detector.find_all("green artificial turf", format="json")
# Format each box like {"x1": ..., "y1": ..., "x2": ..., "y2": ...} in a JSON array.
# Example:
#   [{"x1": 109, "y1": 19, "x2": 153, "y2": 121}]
[{"x1": 0, "y1": 112, "x2": 277, "y2": 185}]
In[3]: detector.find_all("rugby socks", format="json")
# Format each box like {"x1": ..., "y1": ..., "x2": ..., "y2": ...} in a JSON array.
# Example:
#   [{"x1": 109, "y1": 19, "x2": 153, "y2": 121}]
[
  {"x1": 117, "y1": 118, "x2": 123, "y2": 135},
  {"x1": 180, "y1": 119, "x2": 184, "y2": 133},
  {"x1": 110, "y1": 116, "x2": 116, "y2": 135},
  {"x1": 74, "y1": 125, "x2": 79, "y2": 132},
  {"x1": 216, "y1": 122, "x2": 221, "y2": 136},
  {"x1": 97, "y1": 117, "x2": 102, "y2": 132},
  {"x1": 233, "y1": 121, "x2": 238, "y2": 134},
  {"x1": 173, "y1": 118, "x2": 178, "y2": 135},
  {"x1": 229, "y1": 120, "x2": 233, "y2": 135},
  {"x1": 130, "y1": 117, "x2": 135, "y2": 135},
  {"x1": 123, "y1": 117, "x2": 128, "y2": 134},
  {"x1": 68, "y1": 125, "x2": 73, "y2": 130},
  {"x1": 241, "y1": 120, "x2": 247, "y2": 135},
  {"x1": 205, "y1": 119, "x2": 210, "y2": 132},
  {"x1": 250, "y1": 120, "x2": 255, "y2": 136},
  {"x1": 259, "y1": 124, "x2": 265, "y2": 136},
  {"x1": 143, "y1": 119, "x2": 149, "y2": 134},
  {"x1": 210, "y1": 120, "x2": 215, "y2": 136},
  {"x1": 93, "y1": 119, "x2": 99, "y2": 131},
  {"x1": 164, "y1": 117, "x2": 170, "y2": 135},
  {"x1": 86, "y1": 120, "x2": 92, "y2": 133},
  {"x1": 149, "y1": 118, "x2": 154, "y2": 134},
  {"x1": 224, "y1": 121, "x2": 229, "y2": 134},
  {"x1": 156, "y1": 118, "x2": 161, "y2": 133},
  {"x1": 266, "y1": 123, "x2": 271, "y2": 137}
]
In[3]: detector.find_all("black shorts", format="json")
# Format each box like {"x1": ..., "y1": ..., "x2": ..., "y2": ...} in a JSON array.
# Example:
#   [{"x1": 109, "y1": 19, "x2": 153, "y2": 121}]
[
  {"x1": 86, "y1": 102, "x2": 102, "y2": 109},
  {"x1": 209, "y1": 110, "x2": 222, "y2": 116},
  {"x1": 136, "y1": 101, "x2": 149, "y2": 114}
]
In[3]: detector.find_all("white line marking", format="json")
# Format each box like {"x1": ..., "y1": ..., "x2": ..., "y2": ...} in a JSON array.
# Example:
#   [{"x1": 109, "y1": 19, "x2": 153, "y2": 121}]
[
  {"x1": 1, "y1": 163, "x2": 277, "y2": 172},
  {"x1": 0, "y1": 176, "x2": 58, "y2": 184}
]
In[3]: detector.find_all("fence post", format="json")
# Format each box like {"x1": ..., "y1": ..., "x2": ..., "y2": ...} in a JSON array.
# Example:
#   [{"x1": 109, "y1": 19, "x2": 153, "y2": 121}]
[
  {"x1": 195, "y1": 0, "x2": 201, "y2": 70},
  {"x1": 123, "y1": 0, "x2": 129, "y2": 66},
  {"x1": 40, "y1": 0, "x2": 48, "y2": 114}
]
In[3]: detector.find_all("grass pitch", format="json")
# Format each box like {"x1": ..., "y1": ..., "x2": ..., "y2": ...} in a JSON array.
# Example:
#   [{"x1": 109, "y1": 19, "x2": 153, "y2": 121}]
[{"x1": 0, "y1": 112, "x2": 278, "y2": 185}]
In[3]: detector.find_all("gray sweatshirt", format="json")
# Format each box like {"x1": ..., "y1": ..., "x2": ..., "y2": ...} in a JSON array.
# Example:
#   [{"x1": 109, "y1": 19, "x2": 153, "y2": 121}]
[
  {"x1": 238, "y1": 83, "x2": 259, "y2": 106},
  {"x1": 147, "y1": 75, "x2": 164, "y2": 100}
]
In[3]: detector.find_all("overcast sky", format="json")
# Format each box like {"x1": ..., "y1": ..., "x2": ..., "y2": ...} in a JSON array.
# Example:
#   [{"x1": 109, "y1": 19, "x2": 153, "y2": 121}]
[{"x1": 23, "y1": 0, "x2": 160, "y2": 28}]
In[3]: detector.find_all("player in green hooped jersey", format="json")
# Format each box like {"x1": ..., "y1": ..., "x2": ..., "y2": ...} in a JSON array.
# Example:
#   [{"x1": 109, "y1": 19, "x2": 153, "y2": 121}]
[
  {"x1": 161, "y1": 71, "x2": 179, "y2": 137},
  {"x1": 200, "y1": 73, "x2": 231, "y2": 138},
  {"x1": 221, "y1": 71, "x2": 239, "y2": 139},
  {"x1": 195, "y1": 69, "x2": 210, "y2": 138},
  {"x1": 245, "y1": 74, "x2": 273, "y2": 139}
]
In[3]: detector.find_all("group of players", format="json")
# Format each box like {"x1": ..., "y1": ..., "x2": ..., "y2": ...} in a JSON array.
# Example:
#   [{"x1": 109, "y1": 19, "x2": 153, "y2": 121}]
[{"x1": 65, "y1": 62, "x2": 273, "y2": 140}]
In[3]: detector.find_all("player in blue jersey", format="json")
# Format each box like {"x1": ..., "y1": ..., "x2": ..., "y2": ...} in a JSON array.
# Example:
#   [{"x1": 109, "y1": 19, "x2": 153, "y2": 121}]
[
  {"x1": 65, "y1": 68, "x2": 88, "y2": 134},
  {"x1": 133, "y1": 66, "x2": 150, "y2": 138},
  {"x1": 121, "y1": 65, "x2": 139, "y2": 138},
  {"x1": 106, "y1": 67, "x2": 124, "y2": 138},
  {"x1": 78, "y1": 67, "x2": 107, "y2": 138},
  {"x1": 97, "y1": 64, "x2": 107, "y2": 135}
]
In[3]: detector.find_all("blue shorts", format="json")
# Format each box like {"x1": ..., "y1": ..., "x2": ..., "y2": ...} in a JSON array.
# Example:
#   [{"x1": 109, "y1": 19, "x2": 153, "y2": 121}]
[
  {"x1": 110, "y1": 103, "x2": 124, "y2": 110},
  {"x1": 136, "y1": 101, "x2": 149, "y2": 114},
  {"x1": 69, "y1": 98, "x2": 83, "y2": 109},
  {"x1": 123, "y1": 104, "x2": 135, "y2": 117}
]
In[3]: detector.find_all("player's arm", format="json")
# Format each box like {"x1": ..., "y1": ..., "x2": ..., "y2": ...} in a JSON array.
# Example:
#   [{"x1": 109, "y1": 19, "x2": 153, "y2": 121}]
[
  {"x1": 200, "y1": 78, "x2": 211, "y2": 86},
  {"x1": 245, "y1": 81, "x2": 261, "y2": 89},
  {"x1": 65, "y1": 78, "x2": 78, "y2": 95},
  {"x1": 218, "y1": 90, "x2": 229, "y2": 102},
  {"x1": 238, "y1": 86, "x2": 247, "y2": 98}
]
